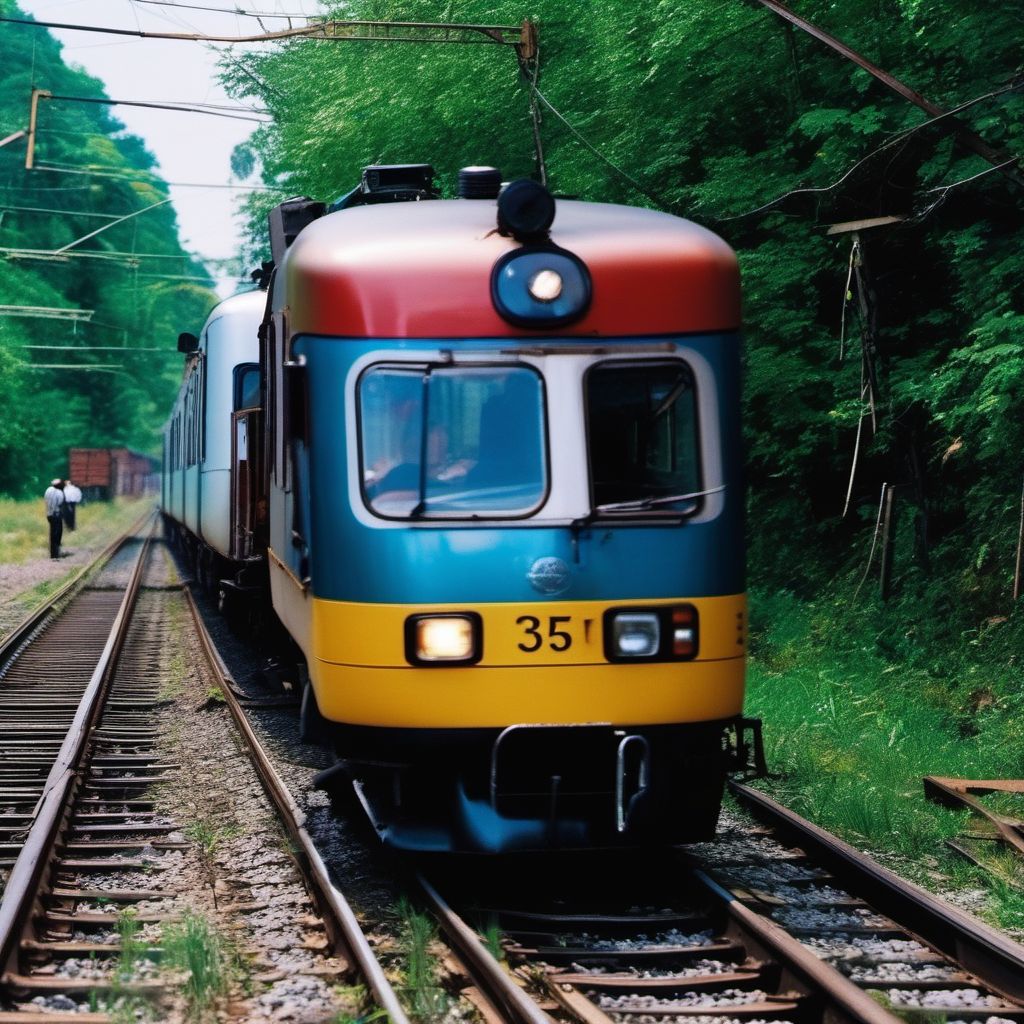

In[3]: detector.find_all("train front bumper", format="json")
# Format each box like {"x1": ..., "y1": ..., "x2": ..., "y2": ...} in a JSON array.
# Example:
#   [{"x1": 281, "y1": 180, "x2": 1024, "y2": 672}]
[{"x1": 338, "y1": 718, "x2": 747, "y2": 852}]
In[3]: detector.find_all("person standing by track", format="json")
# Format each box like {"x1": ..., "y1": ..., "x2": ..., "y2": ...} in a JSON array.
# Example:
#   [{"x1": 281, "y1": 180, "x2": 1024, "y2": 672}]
[
  {"x1": 62, "y1": 479, "x2": 82, "y2": 531},
  {"x1": 44, "y1": 479, "x2": 65, "y2": 559}
]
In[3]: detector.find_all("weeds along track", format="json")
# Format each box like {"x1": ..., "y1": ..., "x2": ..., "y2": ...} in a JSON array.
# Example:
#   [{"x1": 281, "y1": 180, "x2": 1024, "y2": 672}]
[
  {"x1": 0, "y1": 534, "x2": 402, "y2": 1021},
  {"x1": 417, "y1": 802, "x2": 1024, "y2": 1024}
]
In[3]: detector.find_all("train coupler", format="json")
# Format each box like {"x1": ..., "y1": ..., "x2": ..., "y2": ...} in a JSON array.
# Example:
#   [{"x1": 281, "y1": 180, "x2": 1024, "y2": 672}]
[{"x1": 725, "y1": 716, "x2": 768, "y2": 779}]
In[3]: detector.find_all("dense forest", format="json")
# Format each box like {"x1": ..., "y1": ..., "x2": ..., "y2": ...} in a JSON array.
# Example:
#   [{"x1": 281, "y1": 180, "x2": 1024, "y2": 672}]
[
  {"x1": 0, "y1": 1, "x2": 216, "y2": 498},
  {"x1": 3, "y1": 2, "x2": 1024, "y2": 635},
  {"x1": 222, "y1": 2, "x2": 1024, "y2": 631}
]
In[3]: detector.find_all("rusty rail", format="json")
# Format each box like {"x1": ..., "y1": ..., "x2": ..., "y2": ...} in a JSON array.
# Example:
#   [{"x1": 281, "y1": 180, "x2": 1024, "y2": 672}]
[
  {"x1": 417, "y1": 872, "x2": 556, "y2": 1024},
  {"x1": 730, "y1": 780, "x2": 1024, "y2": 1003},
  {"x1": 182, "y1": 586, "x2": 411, "y2": 1024},
  {"x1": 0, "y1": 515, "x2": 156, "y2": 977}
]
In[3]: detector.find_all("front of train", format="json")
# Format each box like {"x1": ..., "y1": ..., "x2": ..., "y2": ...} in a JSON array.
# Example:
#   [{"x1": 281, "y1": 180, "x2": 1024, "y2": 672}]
[{"x1": 283, "y1": 168, "x2": 749, "y2": 852}]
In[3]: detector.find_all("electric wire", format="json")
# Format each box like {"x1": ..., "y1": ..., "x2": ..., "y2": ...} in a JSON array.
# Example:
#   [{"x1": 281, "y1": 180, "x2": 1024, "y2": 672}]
[
  {"x1": 0, "y1": 15, "x2": 522, "y2": 46},
  {"x1": 720, "y1": 80, "x2": 1023, "y2": 221},
  {"x1": 530, "y1": 86, "x2": 672, "y2": 210},
  {"x1": 44, "y1": 93, "x2": 271, "y2": 123},
  {"x1": 32, "y1": 164, "x2": 287, "y2": 190},
  {"x1": 132, "y1": 0, "x2": 314, "y2": 17}
]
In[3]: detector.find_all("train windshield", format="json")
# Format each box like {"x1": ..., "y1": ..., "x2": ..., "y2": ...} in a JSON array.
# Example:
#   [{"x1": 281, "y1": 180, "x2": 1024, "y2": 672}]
[
  {"x1": 586, "y1": 361, "x2": 702, "y2": 515},
  {"x1": 359, "y1": 364, "x2": 547, "y2": 519}
]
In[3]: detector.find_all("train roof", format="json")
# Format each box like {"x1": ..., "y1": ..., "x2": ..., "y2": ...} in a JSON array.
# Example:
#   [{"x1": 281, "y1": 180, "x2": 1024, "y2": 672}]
[
  {"x1": 203, "y1": 287, "x2": 267, "y2": 334},
  {"x1": 282, "y1": 199, "x2": 740, "y2": 339}
]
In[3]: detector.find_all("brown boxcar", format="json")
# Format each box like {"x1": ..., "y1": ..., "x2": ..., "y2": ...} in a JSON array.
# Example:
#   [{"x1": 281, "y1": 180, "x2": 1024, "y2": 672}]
[{"x1": 68, "y1": 447, "x2": 155, "y2": 500}]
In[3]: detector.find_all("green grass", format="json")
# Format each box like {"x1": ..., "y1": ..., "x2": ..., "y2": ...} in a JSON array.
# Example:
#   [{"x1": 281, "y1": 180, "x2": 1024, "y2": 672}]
[
  {"x1": 481, "y1": 919, "x2": 504, "y2": 962},
  {"x1": 115, "y1": 908, "x2": 146, "y2": 979},
  {"x1": 0, "y1": 493, "x2": 150, "y2": 566},
  {"x1": 395, "y1": 897, "x2": 450, "y2": 1022},
  {"x1": 160, "y1": 599, "x2": 188, "y2": 699},
  {"x1": 161, "y1": 912, "x2": 241, "y2": 1021},
  {"x1": 745, "y1": 586, "x2": 1024, "y2": 933}
]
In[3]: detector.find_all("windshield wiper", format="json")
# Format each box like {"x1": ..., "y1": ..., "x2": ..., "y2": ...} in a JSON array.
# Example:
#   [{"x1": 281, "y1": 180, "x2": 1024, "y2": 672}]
[
  {"x1": 651, "y1": 374, "x2": 690, "y2": 420},
  {"x1": 594, "y1": 484, "x2": 725, "y2": 514}
]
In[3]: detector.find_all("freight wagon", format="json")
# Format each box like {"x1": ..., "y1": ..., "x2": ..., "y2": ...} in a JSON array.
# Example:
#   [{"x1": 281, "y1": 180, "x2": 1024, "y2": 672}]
[{"x1": 67, "y1": 447, "x2": 155, "y2": 500}]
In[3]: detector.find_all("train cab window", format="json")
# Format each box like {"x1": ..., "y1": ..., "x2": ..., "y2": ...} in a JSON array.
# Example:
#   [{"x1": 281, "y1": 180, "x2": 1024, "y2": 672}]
[
  {"x1": 358, "y1": 364, "x2": 547, "y2": 519},
  {"x1": 586, "y1": 361, "x2": 701, "y2": 516},
  {"x1": 234, "y1": 363, "x2": 260, "y2": 411}
]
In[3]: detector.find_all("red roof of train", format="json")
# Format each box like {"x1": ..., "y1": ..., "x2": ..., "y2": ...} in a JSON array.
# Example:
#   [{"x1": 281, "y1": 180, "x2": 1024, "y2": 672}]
[{"x1": 284, "y1": 199, "x2": 740, "y2": 339}]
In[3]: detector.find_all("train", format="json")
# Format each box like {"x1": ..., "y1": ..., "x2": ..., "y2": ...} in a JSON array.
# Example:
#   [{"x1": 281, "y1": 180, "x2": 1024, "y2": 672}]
[
  {"x1": 68, "y1": 447, "x2": 156, "y2": 501},
  {"x1": 161, "y1": 164, "x2": 759, "y2": 853}
]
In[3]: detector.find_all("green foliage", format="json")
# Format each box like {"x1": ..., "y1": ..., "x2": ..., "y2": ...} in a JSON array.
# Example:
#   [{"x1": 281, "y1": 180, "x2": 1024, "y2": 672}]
[
  {"x1": 0, "y1": 1, "x2": 218, "y2": 497},
  {"x1": 221, "y1": 4, "x2": 1024, "y2": 611},
  {"x1": 395, "y1": 897, "x2": 449, "y2": 1022},
  {"x1": 161, "y1": 912, "x2": 240, "y2": 1020}
]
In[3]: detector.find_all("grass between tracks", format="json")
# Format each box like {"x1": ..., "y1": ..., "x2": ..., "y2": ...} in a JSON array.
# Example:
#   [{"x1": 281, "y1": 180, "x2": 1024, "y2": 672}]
[
  {"x1": 87, "y1": 908, "x2": 243, "y2": 1023},
  {"x1": 744, "y1": 586, "x2": 1024, "y2": 934},
  {"x1": 394, "y1": 897, "x2": 453, "y2": 1022}
]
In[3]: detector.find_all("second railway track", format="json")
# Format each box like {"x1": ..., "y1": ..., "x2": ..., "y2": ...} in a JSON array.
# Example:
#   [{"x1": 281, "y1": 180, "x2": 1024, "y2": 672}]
[
  {"x1": 0, "y1": 528, "x2": 411, "y2": 1021},
  {"x1": 413, "y1": 802, "x2": 1024, "y2": 1024}
]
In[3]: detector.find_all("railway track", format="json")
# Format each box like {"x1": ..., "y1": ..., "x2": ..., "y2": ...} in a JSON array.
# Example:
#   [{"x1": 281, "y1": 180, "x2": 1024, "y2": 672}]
[
  {"x1": 0, "y1": 509, "x2": 152, "y2": 657},
  {"x1": 413, "y1": 796, "x2": 1024, "y2": 1024},
  {"x1": 0, "y1": 528, "x2": 410, "y2": 1022},
  {"x1": 176, "y1": 583, "x2": 1024, "y2": 1024},
  {"x1": 0, "y1": 520, "x2": 159, "y2": 1019}
]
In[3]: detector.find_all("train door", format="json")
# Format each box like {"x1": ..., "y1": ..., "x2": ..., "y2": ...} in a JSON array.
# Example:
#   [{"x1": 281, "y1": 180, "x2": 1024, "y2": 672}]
[{"x1": 230, "y1": 363, "x2": 263, "y2": 560}]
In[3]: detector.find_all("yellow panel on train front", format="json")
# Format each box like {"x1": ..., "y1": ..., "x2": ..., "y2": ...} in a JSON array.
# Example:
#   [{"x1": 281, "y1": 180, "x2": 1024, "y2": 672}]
[{"x1": 308, "y1": 594, "x2": 746, "y2": 728}]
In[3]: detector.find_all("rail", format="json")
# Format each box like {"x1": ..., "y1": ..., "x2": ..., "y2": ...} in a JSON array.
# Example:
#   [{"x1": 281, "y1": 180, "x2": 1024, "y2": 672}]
[
  {"x1": 417, "y1": 871, "x2": 556, "y2": 1024},
  {"x1": 182, "y1": 585, "x2": 411, "y2": 1024},
  {"x1": 730, "y1": 779, "x2": 1024, "y2": 1003},
  {"x1": 0, "y1": 513, "x2": 156, "y2": 976}
]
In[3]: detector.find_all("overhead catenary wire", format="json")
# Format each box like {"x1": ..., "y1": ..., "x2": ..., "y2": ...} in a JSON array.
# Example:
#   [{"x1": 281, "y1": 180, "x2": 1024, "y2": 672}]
[
  {"x1": 31, "y1": 164, "x2": 287, "y2": 191},
  {"x1": 16, "y1": 345, "x2": 179, "y2": 353},
  {"x1": 52, "y1": 197, "x2": 172, "y2": 255},
  {"x1": 0, "y1": 204, "x2": 126, "y2": 219},
  {"x1": 720, "y1": 80, "x2": 1024, "y2": 222},
  {"x1": 530, "y1": 86, "x2": 671, "y2": 210},
  {"x1": 131, "y1": 0, "x2": 314, "y2": 18},
  {"x1": 43, "y1": 93, "x2": 271, "y2": 123},
  {"x1": 0, "y1": 15, "x2": 525, "y2": 47}
]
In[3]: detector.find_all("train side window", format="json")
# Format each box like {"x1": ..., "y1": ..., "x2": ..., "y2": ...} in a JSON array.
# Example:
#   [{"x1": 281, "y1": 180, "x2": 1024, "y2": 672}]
[
  {"x1": 269, "y1": 312, "x2": 288, "y2": 489},
  {"x1": 199, "y1": 356, "x2": 206, "y2": 462},
  {"x1": 585, "y1": 361, "x2": 702, "y2": 515},
  {"x1": 234, "y1": 363, "x2": 260, "y2": 411}
]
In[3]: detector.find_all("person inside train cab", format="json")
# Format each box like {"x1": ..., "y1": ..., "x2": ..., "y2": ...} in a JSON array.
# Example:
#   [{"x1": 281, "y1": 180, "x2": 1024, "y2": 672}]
[
  {"x1": 62, "y1": 479, "x2": 82, "y2": 531},
  {"x1": 44, "y1": 478, "x2": 65, "y2": 559}
]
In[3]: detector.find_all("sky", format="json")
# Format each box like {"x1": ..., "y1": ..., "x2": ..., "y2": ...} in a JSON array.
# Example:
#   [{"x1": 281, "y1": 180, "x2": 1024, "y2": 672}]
[{"x1": 18, "y1": 0, "x2": 320, "y2": 295}]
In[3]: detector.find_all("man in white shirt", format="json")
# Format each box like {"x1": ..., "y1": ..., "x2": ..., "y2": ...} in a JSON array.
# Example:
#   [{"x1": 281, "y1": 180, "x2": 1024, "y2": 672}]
[
  {"x1": 44, "y1": 479, "x2": 65, "y2": 559},
  {"x1": 62, "y1": 480, "x2": 82, "y2": 531}
]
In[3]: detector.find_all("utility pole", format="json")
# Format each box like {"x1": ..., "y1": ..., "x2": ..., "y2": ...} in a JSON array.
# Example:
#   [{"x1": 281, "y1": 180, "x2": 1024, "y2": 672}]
[{"x1": 25, "y1": 88, "x2": 51, "y2": 171}]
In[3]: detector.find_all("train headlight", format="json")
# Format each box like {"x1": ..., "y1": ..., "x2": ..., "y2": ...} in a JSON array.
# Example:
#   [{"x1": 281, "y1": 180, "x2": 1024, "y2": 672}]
[
  {"x1": 491, "y1": 247, "x2": 592, "y2": 329},
  {"x1": 611, "y1": 613, "x2": 661, "y2": 657},
  {"x1": 405, "y1": 613, "x2": 482, "y2": 666},
  {"x1": 528, "y1": 269, "x2": 563, "y2": 302},
  {"x1": 603, "y1": 605, "x2": 699, "y2": 662}
]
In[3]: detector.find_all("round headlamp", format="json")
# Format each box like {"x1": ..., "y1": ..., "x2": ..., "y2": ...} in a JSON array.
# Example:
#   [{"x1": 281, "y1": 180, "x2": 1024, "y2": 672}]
[{"x1": 491, "y1": 247, "x2": 592, "y2": 329}]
